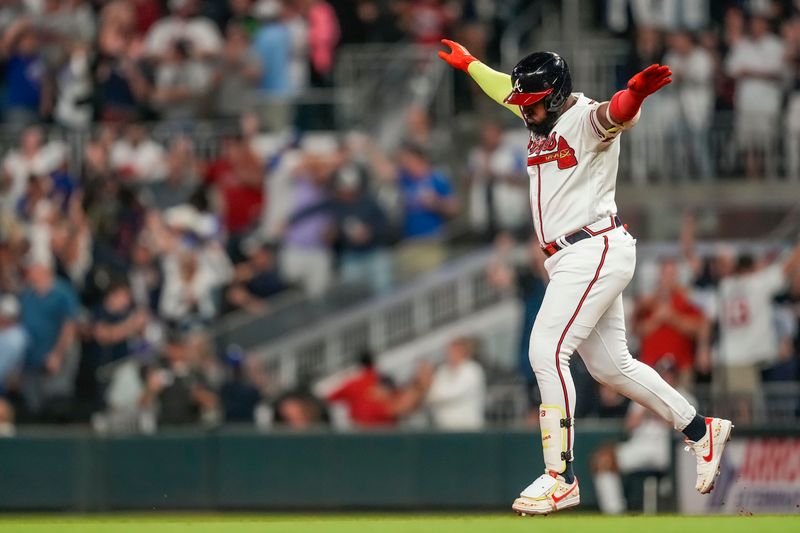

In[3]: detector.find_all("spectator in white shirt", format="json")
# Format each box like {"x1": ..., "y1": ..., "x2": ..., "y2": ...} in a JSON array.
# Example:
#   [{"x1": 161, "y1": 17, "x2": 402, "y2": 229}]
[
  {"x1": 54, "y1": 42, "x2": 93, "y2": 130},
  {"x1": 467, "y1": 122, "x2": 528, "y2": 239},
  {"x1": 725, "y1": 15, "x2": 784, "y2": 178},
  {"x1": 211, "y1": 22, "x2": 261, "y2": 118},
  {"x1": 284, "y1": 0, "x2": 310, "y2": 94},
  {"x1": 159, "y1": 246, "x2": 233, "y2": 325},
  {"x1": 1, "y1": 126, "x2": 65, "y2": 217},
  {"x1": 782, "y1": 16, "x2": 800, "y2": 179},
  {"x1": 715, "y1": 244, "x2": 800, "y2": 420},
  {"x1": 663, "y1": 31, "x2": 715, "y2": 180},
  {"x1": 420, "y1": 337, "x2": 486, "y2": 430},
  {"x1": 606, "y1": 0, "x2": 709, "y2": 33},
  {"x1": 151, "y1": 39, "x2": 212, "y2": 121},
  {"x1": 144, "y1": 0, "x2": 222, "y2": 59},
  {"x1": 110, "y1": 123, "x2": 167, "y2": 184},
  {"x1": 146, "y1": 207, "x2": 233, "y2": 326}
]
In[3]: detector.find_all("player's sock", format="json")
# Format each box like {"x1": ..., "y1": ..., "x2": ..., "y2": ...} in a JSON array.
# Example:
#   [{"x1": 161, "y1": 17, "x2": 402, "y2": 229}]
[
  {"x1": 682, "y1": 414, "x2": 707, "y2": 441},
  {"x1": 561, "y1": 461, "x2": 575, "y2": 484}
]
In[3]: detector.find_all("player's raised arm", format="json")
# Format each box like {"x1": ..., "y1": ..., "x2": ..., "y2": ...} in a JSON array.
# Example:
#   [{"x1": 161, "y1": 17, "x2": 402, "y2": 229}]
[
  {"x1": 438, "y1": 39, "x2": 523, "y2": 120},
  {"x1": 595, "y1": 64, "x2": 673, "y2": 130}
]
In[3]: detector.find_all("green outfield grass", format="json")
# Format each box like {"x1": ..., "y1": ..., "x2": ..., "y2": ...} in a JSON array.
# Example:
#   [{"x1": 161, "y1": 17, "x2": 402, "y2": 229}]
[{"x1": 0, "y1": 514, "x2": 797, "y2": 533}]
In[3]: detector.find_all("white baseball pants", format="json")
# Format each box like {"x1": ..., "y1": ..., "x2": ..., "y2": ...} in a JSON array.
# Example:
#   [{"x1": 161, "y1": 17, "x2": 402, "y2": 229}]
[{"x1": 529, "y1": 226, "x2": 696, "y2": 462}]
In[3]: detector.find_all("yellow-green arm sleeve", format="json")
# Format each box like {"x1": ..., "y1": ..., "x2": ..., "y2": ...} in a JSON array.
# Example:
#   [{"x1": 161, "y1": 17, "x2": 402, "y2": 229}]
[{"x1": 466, "y1": 61, "x2": 523, "y2": 119}]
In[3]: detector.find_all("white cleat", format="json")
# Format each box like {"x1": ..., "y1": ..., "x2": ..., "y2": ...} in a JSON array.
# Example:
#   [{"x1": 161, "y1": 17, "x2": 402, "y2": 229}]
[
  {"x1": 512, "y1": 471, "x2": 580, "y2": 515},
  {"x1": 685, "y1": 417, "x2": 734, "y2": 494}
]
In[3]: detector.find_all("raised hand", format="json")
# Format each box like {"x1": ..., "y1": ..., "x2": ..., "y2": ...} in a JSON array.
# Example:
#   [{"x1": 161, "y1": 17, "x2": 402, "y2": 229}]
[
  {"x1": 627, "y1": 64, "x2": 672, "y2": 96},
  {"x1": 437, "y1": 39, "x2": 477, "y2": 72}
]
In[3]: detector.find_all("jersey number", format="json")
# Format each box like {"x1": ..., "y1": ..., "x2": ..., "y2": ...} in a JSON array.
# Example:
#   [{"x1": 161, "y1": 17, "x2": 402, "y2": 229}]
[{"x1": 725, "y1": 299, "x2": 751, "y2": 328}]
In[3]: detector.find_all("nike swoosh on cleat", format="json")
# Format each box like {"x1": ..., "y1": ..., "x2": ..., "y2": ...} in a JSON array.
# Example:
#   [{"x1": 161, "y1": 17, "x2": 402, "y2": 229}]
[
  {"x1": 552, "y1": 482, "x2": 578, "y2": 503},
  {"x1": 703, "y1": 418, "x2": 714, "y2": 462}
]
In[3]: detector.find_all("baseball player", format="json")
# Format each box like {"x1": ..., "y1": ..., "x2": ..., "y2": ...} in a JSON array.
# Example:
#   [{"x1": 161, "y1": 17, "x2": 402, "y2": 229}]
[{"x1": 438, "y1": 40, "x2": 733, "y2": 515}]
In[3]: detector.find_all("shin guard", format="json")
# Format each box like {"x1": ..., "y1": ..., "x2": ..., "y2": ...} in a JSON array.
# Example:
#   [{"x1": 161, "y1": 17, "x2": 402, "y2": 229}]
[{"x1": 540, "y1": 404, "x2": 573, "y2": 473}]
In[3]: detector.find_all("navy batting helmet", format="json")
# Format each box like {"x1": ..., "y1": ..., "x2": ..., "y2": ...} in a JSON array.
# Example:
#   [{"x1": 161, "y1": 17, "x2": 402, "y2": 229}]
[{"x1": 504, "y1": 51, "x2": 572, "y2": 113}]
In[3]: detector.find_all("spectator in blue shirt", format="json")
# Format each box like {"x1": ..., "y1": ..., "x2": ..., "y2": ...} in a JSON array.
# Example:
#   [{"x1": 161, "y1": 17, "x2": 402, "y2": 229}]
[
  {"x1": 0, "y1": 19, "x2": 52, "y2": 128},
  {"x1": 0, "y1": 295, "x2": 28, "y2": 396},
  {"x1": 19, "y1": 262, "x2": 79, "y2": 417},
  {"x1": 397, "y1": 143, "x2": 457, "y2": 239},
  {"x1": 250, "y1": 1, "x2": 293, "y2": 130},
  {"x1": 252, "y1": 2, "x2": 291, "y2": 97}
]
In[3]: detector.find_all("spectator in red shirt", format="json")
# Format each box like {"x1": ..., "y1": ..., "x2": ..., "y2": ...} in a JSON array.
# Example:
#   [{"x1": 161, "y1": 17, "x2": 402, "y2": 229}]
[
  {"x1": 131, "y1": 0, "x2": 165, "y2": 35},
  {"x1": 327, "y1": 351, "x2": 427, "y2": 427},
  {"x1": 634, "y1": 259, "x2": 709, "y2": 385},
  {"x1": 407, "y1": 0, "x2": 455, "y2": 46},
  {"x1": 205, "y1": 135, "x2": 265, "y2": 260}
]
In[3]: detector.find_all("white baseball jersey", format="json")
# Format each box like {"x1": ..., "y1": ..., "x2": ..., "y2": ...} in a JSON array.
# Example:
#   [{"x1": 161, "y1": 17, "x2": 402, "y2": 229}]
[
  {"x1": 526, "y1": 93, "x2": 621, "y2": 244},
  {"x1": 718, "y1": 264, "x2": 785, "y2": 365}
]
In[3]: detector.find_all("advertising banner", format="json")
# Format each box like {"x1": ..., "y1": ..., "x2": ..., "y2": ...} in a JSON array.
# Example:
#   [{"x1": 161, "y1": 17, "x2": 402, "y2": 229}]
[{"x1": 678, "y1": 437, "x2": 800, "y2": 514}]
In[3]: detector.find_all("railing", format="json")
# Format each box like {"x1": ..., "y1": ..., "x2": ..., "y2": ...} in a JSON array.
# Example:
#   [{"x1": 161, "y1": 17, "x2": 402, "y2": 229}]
[
  {"x1": 619, "y1": 110, "x2": 799, "y2": 183},
  {"x1": 207, "y1": 222, "x2": 484, "y2": 355},
  {"x1": 562, "y1": 38, "x2": 629, "y2": 106},
  {"x1": 478, "y1": 380, "x2": 800, "y2": 428},
  {"x1": 693, "y1": 382, "x2": 800, "y2": 426},
  {"x1": 248, "y1": 247, "x2": 511, "y2": 389},
  {"x1": 270, "y1": 240, "x2": 800, "y2": 428},
  {"x1": 0, "y1": 44, "x2": 455, "y2": 180},
  {"x1": 210, "y1": 281, "x2": 374, "y2": 356},
  {"x1": 334, "y1": 44, "x2": 454, "y2": 139},
  {"x1": 17, "y1": 106, "x2": 797, "y2": 187},
  {"x1": 4, "y1": 43, "x2": 800, "y2": 186}
]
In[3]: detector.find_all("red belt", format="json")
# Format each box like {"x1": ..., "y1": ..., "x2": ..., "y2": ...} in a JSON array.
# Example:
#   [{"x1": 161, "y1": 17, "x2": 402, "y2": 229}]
[{"x1": 542, "y1": 215, "x2": 625, "y2": 258}]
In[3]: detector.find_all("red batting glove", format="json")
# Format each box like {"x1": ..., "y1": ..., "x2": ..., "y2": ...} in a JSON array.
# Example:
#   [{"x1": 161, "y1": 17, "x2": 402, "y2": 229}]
[
  {"x1": 609, "y1": 64, "x2": 672, "y2": 123},
  {"x1": 437, "y1": 39, "x2": 477, "y2": 72},
  {"x1": 627, "y1": 64, "x2": 672, "y2": 97}
]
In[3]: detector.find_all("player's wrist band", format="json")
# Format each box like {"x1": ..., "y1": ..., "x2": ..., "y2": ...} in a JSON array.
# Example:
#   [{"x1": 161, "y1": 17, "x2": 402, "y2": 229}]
[
  {"x1": 605, "y1": 103, "x2": 623, "y2": 128},
  {"x1": 609, "y1": 88, "x2": 645, "y2": 123}
]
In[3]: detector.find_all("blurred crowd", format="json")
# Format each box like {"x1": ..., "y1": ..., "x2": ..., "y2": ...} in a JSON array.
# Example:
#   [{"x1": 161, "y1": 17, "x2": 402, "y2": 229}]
[
  {"x1": 609, "y1": 0, "x2": 800, "y2": 179},
  {"x1": 0, "y1": 0, "x2": 515, "y2": 434},
  {"x1": 3, "y1": 0, "x2": 800, "y2": 439},
  {"x1": 0, "y1": 110, "x2": 476, "y2": 432},
  {"x1": 0, "y1": 0, "x2": 510, "y2": 130}
]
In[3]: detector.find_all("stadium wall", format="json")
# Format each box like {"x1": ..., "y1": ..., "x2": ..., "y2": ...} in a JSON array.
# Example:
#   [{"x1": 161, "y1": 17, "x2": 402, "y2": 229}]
[
  {"x1": 0, "y1": 427, "x2": 625, "y2": 511},
  {"x1": 5, "y1": 427, "x2": 793, "y2": 512}
]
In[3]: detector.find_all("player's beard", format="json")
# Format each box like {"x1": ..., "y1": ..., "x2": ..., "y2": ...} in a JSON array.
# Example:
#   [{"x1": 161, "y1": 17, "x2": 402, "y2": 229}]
[{"x1": 527, "y1": 111, "x2": 560, "y2": 137}]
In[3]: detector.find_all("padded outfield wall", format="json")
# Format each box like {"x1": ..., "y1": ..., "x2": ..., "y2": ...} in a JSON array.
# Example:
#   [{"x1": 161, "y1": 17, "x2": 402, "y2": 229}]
[
  {"x1": 1, "y1": 426, "x2": 794, "y2": 512},
  {"x1": 0, "y1": 427, "x2": 624, "y2": 511}
]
